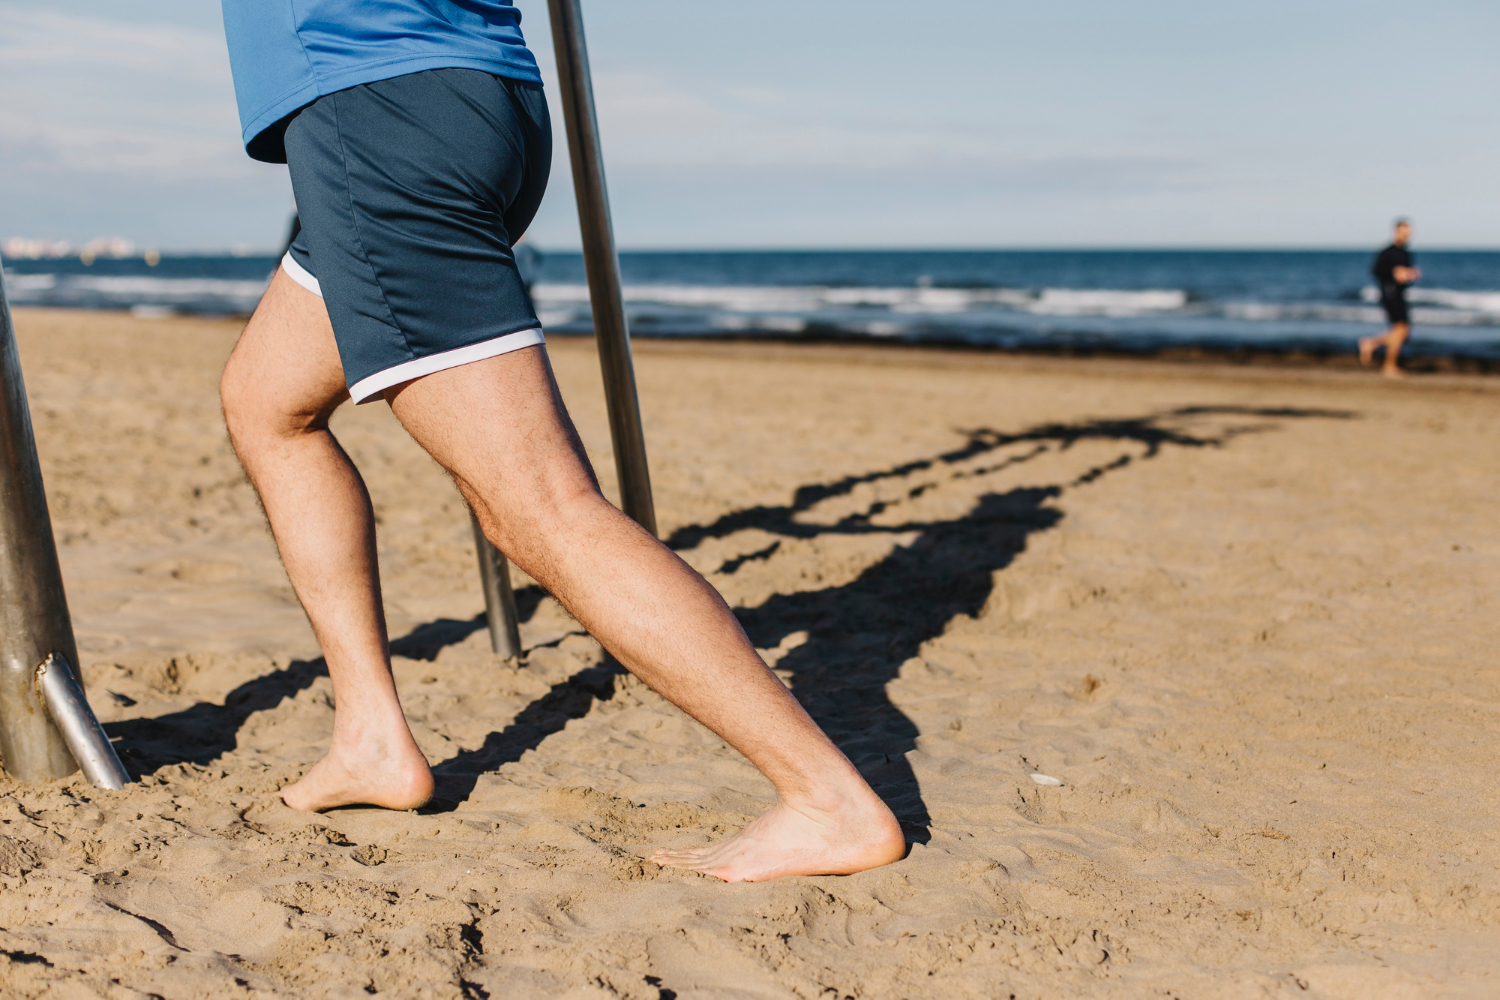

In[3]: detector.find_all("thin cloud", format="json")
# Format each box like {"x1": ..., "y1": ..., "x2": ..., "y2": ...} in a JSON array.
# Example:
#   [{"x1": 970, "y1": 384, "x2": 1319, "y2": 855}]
[
  {"x1": 0, "y1": 111, "x2": 252, "y2": 179},
  {"x1": 0, "y1": 5, "x2": 251, "y2": 180},
  {"x1": 0, "y1": 6, "x2": 228, "y2": 79},
  {"x1": 586, "y1": 71, "x2": 1195, "y2": 190}
]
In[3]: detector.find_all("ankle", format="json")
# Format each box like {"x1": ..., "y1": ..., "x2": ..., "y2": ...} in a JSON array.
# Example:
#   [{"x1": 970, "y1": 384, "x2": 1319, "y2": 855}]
[
  {"x1": 328, "y1": 720, "x2": 424, "y2": 761},
  {"x1": 783, "y1": 771, "x2": 888, "y2": 819}
]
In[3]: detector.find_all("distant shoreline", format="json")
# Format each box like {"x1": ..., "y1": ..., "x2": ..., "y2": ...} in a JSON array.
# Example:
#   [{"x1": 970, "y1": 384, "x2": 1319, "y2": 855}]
[
  {"x1": 623, "y1": 328, "x2": 1500, "y2": 375},
  {"x1": 8, "y1": 246, "x2": 1500, "y2": 261},
  {"x1": 582, "y1": 326, "x2": 1500, "y2": 375},
  {"x1": 13, "y1": 304, "x2": 1498, "y2": 376},
  {"x1": 8, "y1": 247, "x2": 1499, "y2": 366}
]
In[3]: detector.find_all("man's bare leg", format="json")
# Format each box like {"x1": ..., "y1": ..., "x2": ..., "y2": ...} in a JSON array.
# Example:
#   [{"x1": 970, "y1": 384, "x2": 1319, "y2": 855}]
[
  {"x1": 222, "y1": 273, "x2": 900, "y2": 878},
  {"x1": 384, "y1": 347, "x2": 904, "y2": 882},
  {"x1": 1359, "y1": 322, "x2": 1410, "y2": 377},
  {"x1": 1381, "y1": 322, "x2": 1410, "y2": 378},
  {"x1": 220, "y1": 272, "x2": 433, "y2": 811}
]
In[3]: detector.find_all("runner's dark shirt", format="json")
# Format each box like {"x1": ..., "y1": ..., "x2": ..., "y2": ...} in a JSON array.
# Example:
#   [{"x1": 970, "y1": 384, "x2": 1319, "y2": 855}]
[{"x1": 1372, "y1": 244, "x2": 1414, "y2": 298}]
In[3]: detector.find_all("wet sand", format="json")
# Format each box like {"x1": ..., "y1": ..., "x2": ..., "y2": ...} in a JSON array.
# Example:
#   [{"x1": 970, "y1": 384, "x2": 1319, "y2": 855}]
[{"x1": 1, "y1": 307, "x2": 1498, "y2": 999}]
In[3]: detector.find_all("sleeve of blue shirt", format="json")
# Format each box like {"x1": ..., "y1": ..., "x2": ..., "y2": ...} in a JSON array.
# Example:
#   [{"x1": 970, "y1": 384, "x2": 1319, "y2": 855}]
[{"x1": 220, "y1": 0, "x2": 542, "y2": 163}]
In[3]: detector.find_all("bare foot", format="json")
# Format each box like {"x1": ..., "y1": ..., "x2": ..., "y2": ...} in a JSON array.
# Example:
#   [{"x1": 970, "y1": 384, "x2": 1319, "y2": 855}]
[
  {"x1": 280, "y1": 737, "x2": 434, "y2": 812},
  {"x1": 1358, "y1": 337, "x2": 1378, "y2": 366},
  {"x1": 651, "y1": 792, "x2": 906, "y2": 882},
  {"x1": 1382, "y1": 365, "x2": 1406, "y2": 380}
]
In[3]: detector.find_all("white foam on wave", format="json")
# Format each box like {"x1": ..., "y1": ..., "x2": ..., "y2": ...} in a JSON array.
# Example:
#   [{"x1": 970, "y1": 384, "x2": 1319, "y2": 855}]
[
  {"x1": 1029, "y1": 288, "x2": 1187, "y2": 316},
  {"x1": 711, "y1": 314, "x2": 807, "y2": 333},
  {"x1": 537, "y1": 281, "x2": 1500, "y2": 327},
  {"x1": 894, "y1": 288, "x2": 1037, "y2": 313},
  {"x1": 58, "y1": 276, "x2": 270, "y2": 298},
  {"x1": 530, "y1": 282, "x2": 1187, "y2": 317},
  {"x1": 1408, "y1": 287, "x2": 1500, "y2": 314},
  {"x1": 1227, "y1": 300, "x2": 1497, "y2": 327},
  {"x1": 2, "y1": 272, "x2": 270, "y2": 310},
  {"x1": 535, "y1": 282, "x2": 924, "y2": 312},
  {"x1": 1359, "y1": 285, "x2": 1500, "y2": 315},
  {"x1": 1225, "y1": 302, "x2": 1382, "y2": 324},
  {"x1": 1, "y1": 273, "x2": 58, "y2": 291}
]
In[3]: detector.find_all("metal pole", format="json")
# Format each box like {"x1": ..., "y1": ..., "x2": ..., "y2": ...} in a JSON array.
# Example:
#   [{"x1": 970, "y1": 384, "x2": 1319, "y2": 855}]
[
  {"x1": 470, "y1": 514, "x2": 523, "y2": 660},
  {"x1": 0, "y1": 271, "x2": 84, "y2": 781},
  {"x1": 546, "y1": 0, "x2": 658, "y2": 536},
  {"x1": 35, "y1": 653, "x2": 128, "y2": 789}
]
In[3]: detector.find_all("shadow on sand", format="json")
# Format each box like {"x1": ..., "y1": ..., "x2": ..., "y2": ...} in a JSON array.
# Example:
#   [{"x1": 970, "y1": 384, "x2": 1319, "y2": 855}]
[
  {"x1": 114, "y1": 405, "x2": 1352, "y2": 836},
  {"x1": 110, "y1": 586, "x2": 552, "y2": 774}
]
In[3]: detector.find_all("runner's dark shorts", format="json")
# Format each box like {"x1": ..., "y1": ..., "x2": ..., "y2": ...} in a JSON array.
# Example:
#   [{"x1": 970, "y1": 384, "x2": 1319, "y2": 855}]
[
  {"x1": 281, "y1": 68, "x2": 551, "y2": 403},
  {"x1": 1380, "y1": 287, "x2": 1410, "y2": 325}
]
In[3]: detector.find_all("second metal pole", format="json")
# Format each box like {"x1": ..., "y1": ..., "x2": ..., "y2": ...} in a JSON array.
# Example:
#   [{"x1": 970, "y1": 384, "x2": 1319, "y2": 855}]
[
  {"x1": 547, "y1": 0, "x2": 657, "y2": 537},
  {"x1": 470, "y1": 514, "x2": 523, "y2": 660}
]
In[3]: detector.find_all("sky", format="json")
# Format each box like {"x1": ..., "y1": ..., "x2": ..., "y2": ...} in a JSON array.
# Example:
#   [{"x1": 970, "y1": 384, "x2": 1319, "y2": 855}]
[{"x1": 0, "y1": 0, "x2": 1496, "y2": 251}]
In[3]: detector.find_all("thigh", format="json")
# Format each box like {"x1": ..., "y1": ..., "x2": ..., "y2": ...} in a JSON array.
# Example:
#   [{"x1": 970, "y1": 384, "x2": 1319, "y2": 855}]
[
  {"x1": 383, "y1": 346, "x2": 601, "y2": 544},
  {"x1": 222, "y1": 269, "x2": 349, "y2": 431}
]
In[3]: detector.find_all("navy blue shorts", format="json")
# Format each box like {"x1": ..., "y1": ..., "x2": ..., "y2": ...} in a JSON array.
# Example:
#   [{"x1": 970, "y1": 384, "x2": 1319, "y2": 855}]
[{"x1": 281, "y1": 68, "x2": 551, "y2": 403}]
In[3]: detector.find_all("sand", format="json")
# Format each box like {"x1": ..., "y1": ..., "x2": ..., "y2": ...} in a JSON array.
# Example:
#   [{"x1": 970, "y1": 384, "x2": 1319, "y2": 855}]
[{"x1": 0, "y1": 307, "x2": 1497, "y2": 999}]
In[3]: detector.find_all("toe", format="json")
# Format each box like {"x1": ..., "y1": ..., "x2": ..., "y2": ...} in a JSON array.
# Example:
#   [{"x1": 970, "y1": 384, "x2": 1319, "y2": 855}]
[{"x1": 652, "y1": 851, "x2": 703, "y2": 867}]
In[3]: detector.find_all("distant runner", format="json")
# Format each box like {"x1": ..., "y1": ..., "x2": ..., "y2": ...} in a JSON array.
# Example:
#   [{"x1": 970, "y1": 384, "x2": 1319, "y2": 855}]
[{"x1": 1359, "y1": 219, "x2": 1421, "y2": 378}]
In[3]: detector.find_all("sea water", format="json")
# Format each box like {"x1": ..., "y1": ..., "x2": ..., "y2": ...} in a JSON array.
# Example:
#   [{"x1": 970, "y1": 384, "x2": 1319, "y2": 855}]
[{"x1": 4, "y1": 249, "x2": 1497, "y2": 360}]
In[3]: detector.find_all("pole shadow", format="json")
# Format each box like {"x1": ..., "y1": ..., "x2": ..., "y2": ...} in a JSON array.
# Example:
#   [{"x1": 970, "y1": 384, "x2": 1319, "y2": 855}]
[
  {"x1": 661, "y1": 405, "x2": 1355, "y2": 840},
  {"x1": 734, "y1": 487, "x2": 1060, "y2": 838},
  {"x1": 108, "y1": 597, "x2": 546, "y2": 774},
  {"x1": 113, "y1": 405, "x2": 1352, "y2": 834},
  {"x1": 424, "y1": 661, "x2": 624, "y2": 812},
  {"x1": 109, "y1": 653, "x2": 330, "y2": 774}
]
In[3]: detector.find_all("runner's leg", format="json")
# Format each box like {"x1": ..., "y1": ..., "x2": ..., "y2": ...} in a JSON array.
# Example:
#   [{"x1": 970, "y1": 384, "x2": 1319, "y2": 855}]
[
  {"x1": 385, "y1": 348, "x2": 906, "y2": 882},
  {"x1": 1382, "y1": 322, "x2": 1410, "y2": 377},
  {"x1": 1358, "y1": 328, "x2": 1387, "y2": 366},
  {"x1": 220, "y1": 270, "x2": 434, "y2": 811}
]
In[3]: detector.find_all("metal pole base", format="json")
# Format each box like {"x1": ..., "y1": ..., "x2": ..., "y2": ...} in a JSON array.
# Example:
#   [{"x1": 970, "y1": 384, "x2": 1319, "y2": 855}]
[
  {"x1": 35, "y1": 653, "x2": 129, "y2": 790},
  {"x1": 471, "y1": 514, "x2": 523, "y2": 661},
  {"x1": 0, "y1": 658, "x2": 76, "y2": 781}
]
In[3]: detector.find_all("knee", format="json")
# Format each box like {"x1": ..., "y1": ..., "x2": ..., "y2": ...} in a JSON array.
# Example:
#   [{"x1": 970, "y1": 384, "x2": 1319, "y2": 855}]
[
  {"x1": 219, "y1": 354, "x2": 326, "y2": 459},
  {"x1": 219, "y1": 353, "x2": 251, "y2": 424},
  {"x1": 472, "y1": 466, "x2": 606, "y2": 555},
  {"x1": 220, "y1": 356, "x2": 273, "y2": 454}
]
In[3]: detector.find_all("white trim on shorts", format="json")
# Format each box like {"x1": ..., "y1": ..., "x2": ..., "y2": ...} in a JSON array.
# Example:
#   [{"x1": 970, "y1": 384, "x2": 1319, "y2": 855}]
[
  {"x1": 347, "y1": 327, "x2": 545, "y2": 404},
  {"x1": 281, "y1": 253, "x2": 546, "y2": 405},
  {"x1": 281, "y1": 251, "x2": 322, "y2": 296}
]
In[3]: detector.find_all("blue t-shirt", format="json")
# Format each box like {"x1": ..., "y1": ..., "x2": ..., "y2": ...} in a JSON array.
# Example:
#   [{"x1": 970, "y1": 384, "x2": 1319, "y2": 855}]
[{"x1": 220, "y1": 0, "x2": 542, "y2": 163}]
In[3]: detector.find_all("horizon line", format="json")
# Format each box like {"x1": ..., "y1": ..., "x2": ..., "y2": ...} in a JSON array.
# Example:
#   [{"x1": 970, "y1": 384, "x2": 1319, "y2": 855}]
[{"x1": 5, "y1": 244, "x2": 1499, "y2": 261}]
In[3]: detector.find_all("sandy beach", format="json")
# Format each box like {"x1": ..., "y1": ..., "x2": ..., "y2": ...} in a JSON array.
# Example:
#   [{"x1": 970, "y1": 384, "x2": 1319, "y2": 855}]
[{"x1": 0, "y1": 307, "x2": 1497, "y2": 998}]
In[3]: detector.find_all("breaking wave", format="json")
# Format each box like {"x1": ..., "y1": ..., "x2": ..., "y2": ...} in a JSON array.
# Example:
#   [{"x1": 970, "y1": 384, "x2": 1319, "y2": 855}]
[{"x1": 5, "y1": 249, "x2": 1499, "y2": 359}]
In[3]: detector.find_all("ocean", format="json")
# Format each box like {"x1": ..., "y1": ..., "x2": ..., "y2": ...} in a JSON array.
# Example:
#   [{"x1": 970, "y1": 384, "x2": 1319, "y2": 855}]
[{"x1": 4, "y1": 249, "x2": 1498, "y2": 360}]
